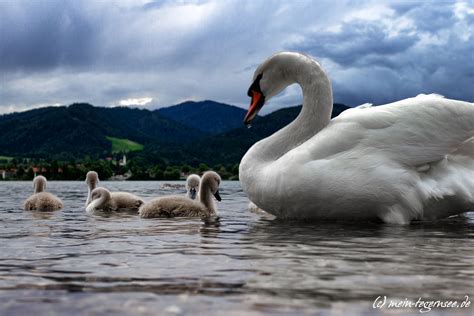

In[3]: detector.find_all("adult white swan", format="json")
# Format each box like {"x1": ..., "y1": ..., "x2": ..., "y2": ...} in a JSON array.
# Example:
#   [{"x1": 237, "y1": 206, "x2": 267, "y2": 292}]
[{"x1": 239, "y1": 52, "x2": 474, "y2": 224}]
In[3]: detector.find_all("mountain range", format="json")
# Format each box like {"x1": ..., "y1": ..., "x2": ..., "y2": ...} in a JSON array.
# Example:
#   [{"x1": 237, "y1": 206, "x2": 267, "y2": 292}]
[
  {"x1": 158, "y1": 100, "x2": 248, "y2": 134},
  {"x1": 0, "y1": 100, "x2": 350, "y2": 165}
]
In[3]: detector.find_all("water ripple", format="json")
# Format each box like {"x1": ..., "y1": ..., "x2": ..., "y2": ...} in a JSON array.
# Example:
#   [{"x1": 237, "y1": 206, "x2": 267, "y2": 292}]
[{"x1": 0, "y1": 181, "x2": 472, "y2": 315}]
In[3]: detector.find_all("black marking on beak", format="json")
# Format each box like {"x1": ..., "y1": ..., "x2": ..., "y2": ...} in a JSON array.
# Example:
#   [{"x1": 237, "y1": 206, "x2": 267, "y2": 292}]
[
  {"x1": 213, "y1": 190, "x2": 222, "y2": 202},
  {"x1": 244, "y1": 74, "x2": 265, "y2": 125},
  {"x1": 247, "y1": 74, "x2": 263, "y2": 97},
  {"x1": 190, "y1": 188, "x2": 197, "y2": 200}
]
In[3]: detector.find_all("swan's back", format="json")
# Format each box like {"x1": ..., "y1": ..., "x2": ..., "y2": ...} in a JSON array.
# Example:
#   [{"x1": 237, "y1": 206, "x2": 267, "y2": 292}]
[
  {"x1": 110, "y1": 192, "x2": 144, "y2": 210},
  {"x1": 331, "y1": 95, "x2": 474, "y2": 166},
  {"x1": 24, "y1": 192, "x2": 63, "y2": 211},
  {"x1": 278, "y1": 95, "x2": 473, "y2": 170},
  {"x1": 139, "y1": 195, "x2": 210, "y2": 218}
]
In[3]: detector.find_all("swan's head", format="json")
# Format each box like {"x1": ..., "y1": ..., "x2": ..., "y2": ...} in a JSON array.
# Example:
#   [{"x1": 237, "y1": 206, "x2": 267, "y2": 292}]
[
  {"x1": 201, "y1": 171, "x2": 222, "y2": 201},
  {"x1": 33, "y1": 175, "x2": 47, "y2": 193},
  {"x1": 86, "y1": 187, "x2": 110, "y2": 213},
  {"x1": 90, "y1": 187, "x2": 109, "y2": 202},
  {"x1": 244, "y1": 52, "x2": 317, "y2": 125},
  {"x1": 186, "y1": 174, "x2": 200, "y2": 200},
  {"x1": 85, "y1": 171, "x2": 99, "y2": 188}
]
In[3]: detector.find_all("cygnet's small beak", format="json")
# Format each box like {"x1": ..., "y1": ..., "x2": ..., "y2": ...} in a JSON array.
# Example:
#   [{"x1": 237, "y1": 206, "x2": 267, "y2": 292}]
[
  {"x1": 190, "y1": 188, "x2": 197, "y2": 200},
  {"x1": 213, "y1": 190, "x2": 222, "y2": 202}
]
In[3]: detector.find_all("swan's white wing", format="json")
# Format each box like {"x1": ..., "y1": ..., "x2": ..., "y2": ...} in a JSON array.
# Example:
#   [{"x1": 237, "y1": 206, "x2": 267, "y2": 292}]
[
  {"x1": 329, "y1": 95, "x2": 474, "y2": 167},
  {"x1": 276, "y1": 95, "x2": 474, "y2": 222}
]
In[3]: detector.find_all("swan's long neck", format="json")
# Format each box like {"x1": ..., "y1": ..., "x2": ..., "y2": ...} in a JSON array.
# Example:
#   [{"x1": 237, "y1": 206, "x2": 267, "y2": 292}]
[
  {"x1": 240, "y1": 57, "x2": 333, "y2": 210},
  {"x1": 34, "y1": 180, "x2": 46, "y2": 193},
  {"x1": 199, "y1": 188, "x2": 216, "y2": 213},
  {"x1": 86, "y1": 190, "x2": 109, "y2": 213},
  {"x1": 244, "y1": 60, "x2": 333, "y2": 163},
  {"x1": 86, "y1": 182, "x2": 97, "y2": 206}
]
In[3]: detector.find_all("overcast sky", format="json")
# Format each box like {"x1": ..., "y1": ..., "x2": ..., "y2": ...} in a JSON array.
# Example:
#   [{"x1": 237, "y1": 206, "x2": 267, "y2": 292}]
[{"x1": 1, "y1": 0, "x2": 473, "y2": 114}]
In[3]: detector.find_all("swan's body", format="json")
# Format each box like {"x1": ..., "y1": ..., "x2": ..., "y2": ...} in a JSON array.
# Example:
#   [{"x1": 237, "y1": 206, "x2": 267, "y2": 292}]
[
  {"x1": 86, "y1": 187, "x2": 144, "y2": 214},
  {"x1": 240, "y1": 52, "x2": 474, "y2": 224},
  {"x1": 24, "y1": 176, "x2": 63, "y2": 211},
  {"x1": 186, "y1": 174, "x2": 200, "y2": 200},
  {"x1": 139, "y1": 171, "x2": 221, "y2": 218}
]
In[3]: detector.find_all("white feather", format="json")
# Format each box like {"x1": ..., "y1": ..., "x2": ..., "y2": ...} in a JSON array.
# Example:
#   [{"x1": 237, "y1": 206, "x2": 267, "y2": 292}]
[{"x1": 355, "y1": 103, "x2": 373, "y2": 109}]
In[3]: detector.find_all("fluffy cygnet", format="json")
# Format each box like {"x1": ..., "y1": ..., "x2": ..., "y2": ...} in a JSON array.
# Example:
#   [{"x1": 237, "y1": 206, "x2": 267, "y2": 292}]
[
  {"x1": 24, "y1": 175, "x2": 63, "y2": 211},
  {"x1": 86, "y1": 187, "x2": 144, "y2": 215},
  {"x1": 139, "y1": 171, "x2": 221, "y2": 218}
]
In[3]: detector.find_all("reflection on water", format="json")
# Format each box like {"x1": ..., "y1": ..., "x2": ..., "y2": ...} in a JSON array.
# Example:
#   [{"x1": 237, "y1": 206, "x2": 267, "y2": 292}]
[{"x1": 0, "y1": 181, "x2": 472, "y2": 315}]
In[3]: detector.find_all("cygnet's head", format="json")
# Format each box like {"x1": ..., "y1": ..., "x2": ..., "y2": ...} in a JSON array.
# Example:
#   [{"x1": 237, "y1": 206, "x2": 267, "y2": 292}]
[
  {"x1": 244, "y1": 52, "x2": 320, "y2": 124},
  {"x1": 90, "y1": 187, "x2": 109, "y2": 202},
  {"x1": 201, "y1": 171, "x2": 222, "y2": 201},
  {"x1": 33, "y1": 175, "x2": 47, "y2": 193},
  {"x1": 186, "y1": 174, "x2": 200, "y2": 200},
  {"x1": 85, "y1": 171, "x2": 99, "y2": 188}
]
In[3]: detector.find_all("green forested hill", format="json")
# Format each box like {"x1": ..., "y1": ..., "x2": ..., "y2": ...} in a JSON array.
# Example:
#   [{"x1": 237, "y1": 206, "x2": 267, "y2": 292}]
[
  {"x1": 0, "y1": 103, "x2": 201, "y2": 159},
  {"x1": 0, "y1": 102, "x2": 350, "y2": 165}
]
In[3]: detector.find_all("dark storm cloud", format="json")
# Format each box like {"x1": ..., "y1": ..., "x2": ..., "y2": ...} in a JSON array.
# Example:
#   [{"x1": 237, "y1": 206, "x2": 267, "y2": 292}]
[
  {"x1": 408, "y1": 2, "x2": 456, "y2": 32},
  {"x1": 296, "y1": 21, "x2": 419, "y2": 68},
  {"x1": 289, "y1": 1, "x2": 474, "y2": 105},
  {"x1": 0, "y1": 0, "x2": 100, "y2": 71},
  {"x1": 390, "y1": 2, "x2": 419, "y2": 15},
  {"x1": 0, "y1": 0, "x2": 472, "y2": 114}
]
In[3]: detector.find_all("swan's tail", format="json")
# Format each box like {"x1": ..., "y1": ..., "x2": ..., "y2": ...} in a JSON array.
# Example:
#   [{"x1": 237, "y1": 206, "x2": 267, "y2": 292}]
[
  {"x1": 381, "y1": 137, "x2": 474, "y2": 224},
  {"x1": 417, "y1": 137, "x2": 474, "y2": 219}
]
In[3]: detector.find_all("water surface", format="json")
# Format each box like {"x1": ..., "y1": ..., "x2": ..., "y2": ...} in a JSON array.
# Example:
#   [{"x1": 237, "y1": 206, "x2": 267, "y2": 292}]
[{"x1": 0, "y1": 181, "x2": 472, "y2": 315}]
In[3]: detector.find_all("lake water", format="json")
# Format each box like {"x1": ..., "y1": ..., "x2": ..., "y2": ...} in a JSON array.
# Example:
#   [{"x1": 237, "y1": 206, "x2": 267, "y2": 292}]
[{"x1": 0, "y1": 181, "x2": 472, "y2": 315}]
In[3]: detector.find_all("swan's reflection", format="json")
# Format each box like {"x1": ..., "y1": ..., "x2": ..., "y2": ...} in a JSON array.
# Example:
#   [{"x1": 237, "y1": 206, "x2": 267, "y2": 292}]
[
  {"x1": 27, "y1": 210, "x2": 56, "y2": 220},
  {"x1": 246, "y1": 212, "x2": 473, "y2": 242},
  {"x1": 200, "y1": 218, "x2": 221, "y2": 238},
  {"x1": 237, "y1": 213, "x2": 473, "y2": 302}
]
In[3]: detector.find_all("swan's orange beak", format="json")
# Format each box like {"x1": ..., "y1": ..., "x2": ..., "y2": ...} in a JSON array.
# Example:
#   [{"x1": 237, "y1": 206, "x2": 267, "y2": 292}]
[{"x1": 244, "y1": 90, "x2": 264, "y2": 125}]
